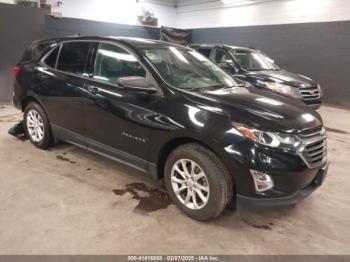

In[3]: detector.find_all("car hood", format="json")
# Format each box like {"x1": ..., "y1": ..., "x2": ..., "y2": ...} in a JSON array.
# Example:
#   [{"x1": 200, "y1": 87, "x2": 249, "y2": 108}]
[
  {"x1": 184, "y1": 86, "x2": 322, "y2": 133},
  {"x1": 245, "y1": 69, "x2": 317, "y2": 87}
]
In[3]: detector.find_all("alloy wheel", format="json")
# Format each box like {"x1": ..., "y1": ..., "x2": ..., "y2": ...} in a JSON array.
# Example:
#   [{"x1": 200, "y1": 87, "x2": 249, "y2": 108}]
[
  {"x1": 26, "y1": 109, "x2": 45, "y2": 142},
  {"x1": 170, "y1": 159, "x2": 210, "y2": 210}
]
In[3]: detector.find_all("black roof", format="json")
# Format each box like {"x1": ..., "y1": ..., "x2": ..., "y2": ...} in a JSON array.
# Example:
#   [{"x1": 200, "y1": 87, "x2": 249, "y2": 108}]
[
  {"x1": 188, "y1": 43, "x2": 257, "y2": 52},
  {"x1": 42, "y1": 36, "x2": 190, "y2": 49}
]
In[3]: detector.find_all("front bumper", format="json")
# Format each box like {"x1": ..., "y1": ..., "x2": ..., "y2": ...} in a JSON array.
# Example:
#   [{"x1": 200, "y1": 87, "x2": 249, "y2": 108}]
[
  {"x1": 13, "y1": 82, "x2": 23, "y2": 110},
  {"x1": 302, "y1": 99, "x2": 321, "y2": 109},
  {"x1": 237, "y1": 162, "x2": 328, "y2": 211}
]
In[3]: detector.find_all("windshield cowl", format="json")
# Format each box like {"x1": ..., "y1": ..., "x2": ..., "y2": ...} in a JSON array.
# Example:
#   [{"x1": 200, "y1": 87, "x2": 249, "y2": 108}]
[{"x1": 246, "y1": 68, "x2": 280, "y2": 72}]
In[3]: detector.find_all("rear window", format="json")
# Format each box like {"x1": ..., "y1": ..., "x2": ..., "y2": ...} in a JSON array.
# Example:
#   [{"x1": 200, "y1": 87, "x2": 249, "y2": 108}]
[
  {"x1": 197, "y1": 48, "x2": 211, "y2": 58},
  {"x1": 44, "y1": 46, "x2": 60, "y2": 68},
  {"x1": 56, "y1": 42, "x2": 91, "y2": 75}
]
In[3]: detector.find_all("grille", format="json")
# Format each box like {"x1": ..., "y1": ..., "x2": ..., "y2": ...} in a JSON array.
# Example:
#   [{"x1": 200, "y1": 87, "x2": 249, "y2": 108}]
[
  {"x1": 299, "y1": 85, "x2": 321, "y2": 101},
  {"x1": 298, "y1": 126, "x2": 327, "y2": 168}
]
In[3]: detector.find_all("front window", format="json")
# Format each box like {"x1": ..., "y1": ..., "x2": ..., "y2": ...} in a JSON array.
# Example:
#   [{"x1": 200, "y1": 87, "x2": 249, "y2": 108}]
[
  {"x1": 214, "y1": 49, "x2": 233, "y2": 67},
  {"x1": 143, "y1": 46, "x2": 237, "y2": 90},
  {"x1": 230, "y1": 49, "x2": 279, "y2": 71},
  {"x1": 93, "y1": 43, "x2": 146, "y2": 85}
]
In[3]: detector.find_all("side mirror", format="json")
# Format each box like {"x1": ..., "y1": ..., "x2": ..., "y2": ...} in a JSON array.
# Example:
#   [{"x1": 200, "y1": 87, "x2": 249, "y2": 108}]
[
  {"x1": 219, "y1": 62, "x2": 238, "y2": 74},
  {"x1": 117, "y1": 76, "x2": 157, "y2": 94}
]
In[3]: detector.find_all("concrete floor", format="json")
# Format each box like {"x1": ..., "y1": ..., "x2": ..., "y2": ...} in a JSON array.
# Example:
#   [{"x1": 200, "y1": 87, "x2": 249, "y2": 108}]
[{"x1": 0, "y1": 103, "x2": 349, "y2": 255}]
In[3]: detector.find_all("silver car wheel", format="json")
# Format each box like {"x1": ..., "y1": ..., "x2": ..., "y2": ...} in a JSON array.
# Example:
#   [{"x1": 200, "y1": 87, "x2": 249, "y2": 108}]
[
  {"x1": 26, "y1": 109, "x2": 45, "y2": 142},
  {"x1": 171, "y1": 159, "x2": 210, "y2": 210}
]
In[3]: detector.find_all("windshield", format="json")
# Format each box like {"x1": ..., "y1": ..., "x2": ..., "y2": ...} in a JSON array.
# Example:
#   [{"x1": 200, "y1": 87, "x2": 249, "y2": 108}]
[
  {"x1": 142, "y1": 47, "x2": 237, "y2": 90},
  {"x1": 230, "y1": 49, "x2": 280, "y2": 71}
]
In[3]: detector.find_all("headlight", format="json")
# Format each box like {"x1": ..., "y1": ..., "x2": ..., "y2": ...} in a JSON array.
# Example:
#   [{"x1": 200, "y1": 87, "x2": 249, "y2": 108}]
[
  {"x1": 264, "y1": 81, "x2": 300, "y2": 98},
  {"x1": 233, "y1": 123, "x2": 303, "y2": 150}
]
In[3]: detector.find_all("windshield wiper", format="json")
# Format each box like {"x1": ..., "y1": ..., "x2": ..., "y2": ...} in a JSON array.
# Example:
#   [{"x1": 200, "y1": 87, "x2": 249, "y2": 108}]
[
  {"x1": 246, "y1": 68, "x2": 264, "y2": 71},
  {"x1": 185, "y1": 85, "x2": 221, "y2": 91},
  {"x1": 247, "y1": 68, "x2": 280, "y2": 71},
  {"x1": 208, "y1": 84, "x2": 227, "y2": 89},
  {"x1": 185, "y1": 84, "x2": 235, "y2": 92},
  {"x1": 187, "y1": 87, "x2": 206, "y2": 92}
]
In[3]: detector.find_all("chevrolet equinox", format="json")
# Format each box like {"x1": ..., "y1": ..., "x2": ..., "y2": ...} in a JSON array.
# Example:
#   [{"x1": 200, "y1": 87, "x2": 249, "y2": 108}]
[{"x1": 13, "y1": 37, "x2": 328, "y2": 220}]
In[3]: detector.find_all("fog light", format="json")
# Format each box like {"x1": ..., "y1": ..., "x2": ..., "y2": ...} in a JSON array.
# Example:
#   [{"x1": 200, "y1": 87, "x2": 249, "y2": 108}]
[{"x1": 250, "y1": 170, "x2": 274, "y2": 193}]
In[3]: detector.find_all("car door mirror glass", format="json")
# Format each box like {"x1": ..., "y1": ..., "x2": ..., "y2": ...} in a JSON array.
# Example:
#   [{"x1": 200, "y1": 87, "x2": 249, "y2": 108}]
[{"x1": 117, "y1": 76, "x2": 157, "y2": 94}]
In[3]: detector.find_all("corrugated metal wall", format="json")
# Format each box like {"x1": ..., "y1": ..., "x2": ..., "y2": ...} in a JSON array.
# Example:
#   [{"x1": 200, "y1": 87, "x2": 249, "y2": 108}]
[
  {"x1": 44, "y1": 16, "x2": 160, "y2": 39},
  {"x1": 0, "y1": 3, "x2": 45, "y2": 101}
]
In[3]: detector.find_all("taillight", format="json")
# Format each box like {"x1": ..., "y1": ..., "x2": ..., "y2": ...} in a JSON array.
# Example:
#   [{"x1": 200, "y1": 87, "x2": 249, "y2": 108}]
[{"x1": 12, "y1": 66, "x2": 20, "y2": 79}]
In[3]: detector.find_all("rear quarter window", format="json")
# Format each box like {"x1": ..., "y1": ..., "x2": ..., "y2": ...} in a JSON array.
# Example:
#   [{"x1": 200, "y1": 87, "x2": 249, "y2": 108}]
[
  {"x1": 44, "y1": 45, "x2": 60, "y2": 68},
  {"x1": 21, "y1": 40, "x2": 58, "y2": 63}
]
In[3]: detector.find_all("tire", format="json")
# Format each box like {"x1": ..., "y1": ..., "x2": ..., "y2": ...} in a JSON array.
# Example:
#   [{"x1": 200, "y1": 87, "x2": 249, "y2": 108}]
[
  {"x1": 164, "y1": 143, "x2": 234, "y2": 221},
  {"x1": 23, "y1": 102, "x2": 53, "y2": 149}
]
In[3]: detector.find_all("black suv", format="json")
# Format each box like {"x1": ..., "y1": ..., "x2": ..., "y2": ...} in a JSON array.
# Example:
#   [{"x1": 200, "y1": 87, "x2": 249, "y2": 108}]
[
  {"x1": 189, "y1": 44, "x2": 323, "y2": 109},
  {"x1": 13, "y1": 37, "x2": 328, "y2": 220}
]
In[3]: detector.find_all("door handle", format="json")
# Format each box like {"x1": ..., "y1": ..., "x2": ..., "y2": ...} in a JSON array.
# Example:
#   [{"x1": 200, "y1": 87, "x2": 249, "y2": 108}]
[
  {"x1": 87, "y1": 85, "x2": 99, "y2": 95},
  {"x1": 82, "y1": 73, "x2": 93, "y2": 78}
]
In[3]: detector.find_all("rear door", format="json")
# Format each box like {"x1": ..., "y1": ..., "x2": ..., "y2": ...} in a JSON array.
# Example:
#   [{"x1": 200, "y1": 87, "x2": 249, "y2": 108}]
[
  {"x1": 37, "y1": 41, "x2": 92, "y2": 135},
  {"x1": 83, "y1": 42, "x2": 159, "y2": 171}
]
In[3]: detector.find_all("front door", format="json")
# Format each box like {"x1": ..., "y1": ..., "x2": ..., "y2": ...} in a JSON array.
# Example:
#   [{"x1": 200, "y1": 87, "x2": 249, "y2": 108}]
[{"x1": 83, "y1": 42, "x2": 159, "y2": 172}]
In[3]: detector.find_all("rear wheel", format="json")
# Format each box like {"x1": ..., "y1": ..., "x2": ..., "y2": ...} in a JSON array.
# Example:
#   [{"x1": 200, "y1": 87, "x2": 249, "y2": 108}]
[
  {"x1": 164, "y1": 143, "x2": 234, "y2": 221},
  {"x1": 23, "y1": 102, "x2": 53, "y2": 149}
]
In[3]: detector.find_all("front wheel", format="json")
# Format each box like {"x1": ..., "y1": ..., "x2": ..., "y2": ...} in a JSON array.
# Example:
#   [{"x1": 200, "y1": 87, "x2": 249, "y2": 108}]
[{"x1": 164, "y1": 143, "x2": 234, "y2": 221}]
